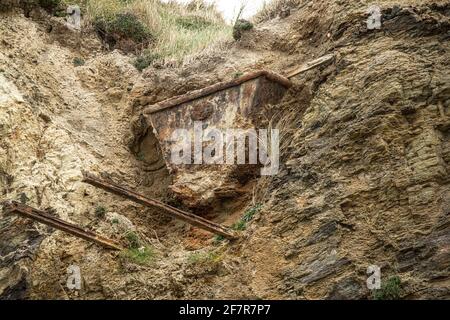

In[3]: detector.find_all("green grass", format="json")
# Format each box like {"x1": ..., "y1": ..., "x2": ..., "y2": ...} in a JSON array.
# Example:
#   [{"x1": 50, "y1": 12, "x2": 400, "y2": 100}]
[
  {"x1": 373, "y1": 276, "x2": 402, "y2": 300},
  {"x1": 231, "y1": 204, "x2": 262, "y2": 231},
  {"x1": 120, "y1": 230, "x2": 155, "y2": 265},
  {"x1": 175, "y1": 15, "x2": 214, "y2": 30},
  {"x1": 121, "y1": 246, "x2": 155, "y2": 265},
  {"x1": 232, "y1": 219, "x2": 247, "y2": 231},
  {"x1": 242, "y1": 204, "x2": 262, "y2": 222}
]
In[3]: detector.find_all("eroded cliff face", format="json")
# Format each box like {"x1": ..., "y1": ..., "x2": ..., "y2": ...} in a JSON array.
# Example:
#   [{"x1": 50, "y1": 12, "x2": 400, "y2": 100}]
[{"x1": 1, "y1": 0, "x2": 449, "y2": 300}]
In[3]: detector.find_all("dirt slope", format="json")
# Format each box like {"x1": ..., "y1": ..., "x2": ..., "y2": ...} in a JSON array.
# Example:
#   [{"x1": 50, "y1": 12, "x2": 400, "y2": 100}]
[{"x1": 1, "y1": 0, "x2": 450, "y2": 299}]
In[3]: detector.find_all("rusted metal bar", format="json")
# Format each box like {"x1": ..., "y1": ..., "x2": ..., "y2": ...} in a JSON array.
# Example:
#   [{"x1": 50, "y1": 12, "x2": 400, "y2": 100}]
[
  {"x1": 143, "y1": 70, "x2": 292, "y2": 115},
  {"x1": 1, "y1": 201, "x2": 123, "y2": 250},
  {"x1": 82, "y1": 171, "x2": 238, "y2": 240},
  {"x1": 286, "y1": 54, "x2": 335, "y2": 79}
]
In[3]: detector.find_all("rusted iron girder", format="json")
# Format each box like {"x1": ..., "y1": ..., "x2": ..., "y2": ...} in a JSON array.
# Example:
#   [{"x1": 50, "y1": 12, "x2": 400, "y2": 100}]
[
  {"x1": 82, "y1": 172, "x2": 238, "y2": 240},
  {"x1": 1, "y1": 201, "x2": 123, "y2": 250},
  {"x1": 143, "y1": 70, "x2": 292, "y2": 115}
]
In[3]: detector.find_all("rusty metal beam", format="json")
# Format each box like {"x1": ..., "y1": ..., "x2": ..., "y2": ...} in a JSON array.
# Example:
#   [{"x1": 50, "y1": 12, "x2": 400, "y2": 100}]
[
  {"x1": 1, "y1": 201, "x2": 123, "y2": 251},
  {"x1": 143, "y1": 70, "x2": 292, "y2": 115},
  {"x1": 82, "y1": 171, "x2": 238, "y2": 240},
  {"x1": 286, "y1": 54, "x2": 335, "y2": 79}
]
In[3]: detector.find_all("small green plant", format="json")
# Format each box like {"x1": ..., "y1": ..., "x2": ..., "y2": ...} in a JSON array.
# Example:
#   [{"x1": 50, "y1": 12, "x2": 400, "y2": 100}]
[
  {"x1": 111, "y1": 218, "x2": 119, "y2": 224},
  {"x1": 125, "y1": 231, "x2": 141, "y2": 249},
  {"x1": 242, "y1": 204, "x2": 262, "y2": 222},
  {"x1": 232, "y1": 219, "x2": 247, "y2": 231},
  {"x1": 232, "y1": 19, "x2": 253, "y2": 40},
  {"x1": 231, "y1": 204, "x2": 262, "y2": 231},
  {"x1": 121, "y1": 246, "x2": 155, "y2": 265},
  {"x1": 19, "y1": 193, "x2": 29, "y2": 205},
  {"x1": 73, "y1": 57, "x2": 85, "y2": 67},
  {"x1": 373, "y1": 276, "x2": 402, "y2": 300},
  {"x1": 233, "y1": 71, "x2": 244, "y2": 79},
  {"x1": 133, "y1": 50, "x2": 161, "y2": 72},
  {"x1": 95, "y1": 205, "x2": 106, "y2": 219}
]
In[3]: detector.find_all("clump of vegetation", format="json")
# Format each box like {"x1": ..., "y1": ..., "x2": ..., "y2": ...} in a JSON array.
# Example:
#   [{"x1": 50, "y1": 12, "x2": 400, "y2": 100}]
[
  {"x1": 111, "y1": 218, "x2": 119, "y2": 224},
  {"x1": 19, "y1": 192, "x2": 30, "y2": 205},
  {"x1": 373, "y1": 276, "x2": 402, "y2": 300},
  {"x1": 232, "y1": 19, "x2": 253, "y2": 40},
  {"x1": 95, "y1": 205, "x2": 106, "y2": 219},
  {"x1": 121, "y1": 246, "x2": 155, "y2": 265},
  {"x1": 133, "y1": 50, "x2": 160, "y2": 71},
  {"x1": 242, "y1": 204, "x2": 262, "y2": 222},
  {"x1": 95, "y1": 12, "x2": 152, "y2": 44},
  {"x1": 188, "y1": 250, "x2": 222, "y2": 265},
  {"x1": 120, "y1": 231, "x2": 155, "y2": 265},
  {"x1": 73, "y1": 57, "x2": 85, "y2": 67},
  {"x1": 231, "y1": 204, "x2": 262, "y2": 231},
  {"x1": 176, "y1": 15, "x2": 214, "y2": 30},
  {"x1": 232, "y1": 219, "x2": 247, "y2": 231},
  {"x1": 233, "y1": 71, "x2": 244, "y2": 79},
  {"x1": 125, "y1": 231, "x2": 141, "y2": 249}
]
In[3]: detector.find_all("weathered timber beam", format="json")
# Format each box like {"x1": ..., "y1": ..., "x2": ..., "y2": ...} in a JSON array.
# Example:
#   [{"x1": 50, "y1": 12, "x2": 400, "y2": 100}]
[
  {"x1": 1, "y1": 201, "x2": 123, "y2": 251},
  {"x1": 82, "y1": 171, "x2": 238, "y2": 240},
  {"x1": 286, "y1": 54, "x2": 335, "y2": 79}
]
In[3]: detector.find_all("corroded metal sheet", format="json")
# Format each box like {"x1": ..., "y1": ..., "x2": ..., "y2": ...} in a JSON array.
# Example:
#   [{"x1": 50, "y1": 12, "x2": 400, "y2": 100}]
[
  {"x1": 145, "y1": 71, "x2": 290, "y2": 170},
  {"x1": 142, "y1": 71, "x2": 291, "y2": 207}
]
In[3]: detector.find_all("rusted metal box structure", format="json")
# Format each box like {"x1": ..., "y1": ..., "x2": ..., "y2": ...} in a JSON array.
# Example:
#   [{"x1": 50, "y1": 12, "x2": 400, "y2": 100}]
[{"x1": 144, "y1": 71, "x2": 292, "y2": 208}]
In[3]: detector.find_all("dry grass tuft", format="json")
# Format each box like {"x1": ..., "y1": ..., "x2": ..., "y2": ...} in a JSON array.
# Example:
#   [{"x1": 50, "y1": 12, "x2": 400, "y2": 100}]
[{"x1": 253, "y1": 0, "x2": 302, "y2": 23}]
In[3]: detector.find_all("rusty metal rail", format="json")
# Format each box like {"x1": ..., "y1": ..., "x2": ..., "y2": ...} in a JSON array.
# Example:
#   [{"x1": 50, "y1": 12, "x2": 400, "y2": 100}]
[
  {"x1": 82, "y1": 171, "x2": 238, "y2": 240},
  {"x1": 286, "y1": 54, "x2": 335, "y2": 79},
  {"x1": 1, "y1": 201, "x2": 123, "y2": 250}
]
